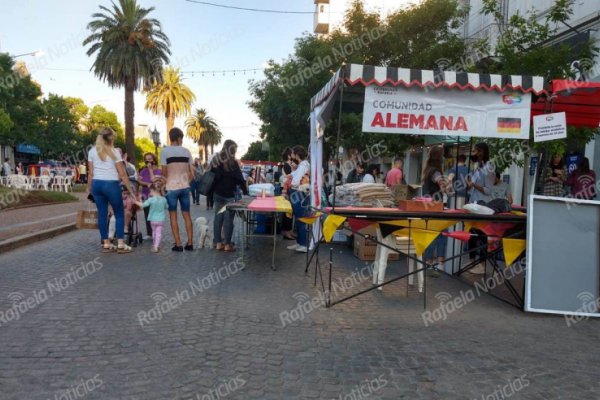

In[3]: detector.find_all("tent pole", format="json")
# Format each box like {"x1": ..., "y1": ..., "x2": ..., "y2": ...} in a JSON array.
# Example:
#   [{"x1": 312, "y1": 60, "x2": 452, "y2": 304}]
[
  {"x1": 332, "y1": 65, "x2": 346, "y2": 213},
  {"x1": 537, "y1": 95, "x2": 556, "y2": 195},
  {"x1": 465, "y1": 137, "x2": 474, "y2": 204},
  {"x1": 451, "y1": 136, "x2": 460, "y2": 275}
]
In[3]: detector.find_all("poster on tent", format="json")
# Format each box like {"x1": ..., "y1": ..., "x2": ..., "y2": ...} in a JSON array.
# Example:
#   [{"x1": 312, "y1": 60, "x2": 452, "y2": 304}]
[{"x1": 362, "y1": 86, "x2": 531, "y2": 139}]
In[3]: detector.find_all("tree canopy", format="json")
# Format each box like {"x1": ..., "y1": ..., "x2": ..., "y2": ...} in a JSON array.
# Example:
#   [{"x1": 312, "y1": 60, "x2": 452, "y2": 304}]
[{"x1": 249, "y1": 0, "x2": 469, "y2": 161}]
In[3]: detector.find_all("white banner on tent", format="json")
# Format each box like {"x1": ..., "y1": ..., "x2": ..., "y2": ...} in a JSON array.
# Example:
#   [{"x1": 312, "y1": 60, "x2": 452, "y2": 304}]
[{"x1": 362, "y1": 86, "x2": 531, "y2": 139}]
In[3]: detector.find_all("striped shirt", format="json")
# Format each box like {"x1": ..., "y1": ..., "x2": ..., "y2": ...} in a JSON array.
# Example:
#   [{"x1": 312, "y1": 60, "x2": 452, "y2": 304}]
[{"x1": 160, "y1": 146, "x2": 193, "y2": 190}]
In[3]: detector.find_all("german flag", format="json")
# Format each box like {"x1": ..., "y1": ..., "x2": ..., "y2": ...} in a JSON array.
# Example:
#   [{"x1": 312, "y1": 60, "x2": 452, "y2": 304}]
[{"x1": 497, "y1": 117, "x2": 521, "y2": 134}]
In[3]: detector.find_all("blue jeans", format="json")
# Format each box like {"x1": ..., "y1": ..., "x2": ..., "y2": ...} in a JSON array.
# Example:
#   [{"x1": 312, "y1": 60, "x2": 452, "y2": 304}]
[
  {"x1": 190, "y1": 180, "x2": 201, "y2": 204},
  {"x1": 92, "y1": 180, "x2": 124, "y2": 240},
  {"x1": 289, "y1": 189, "x2": 309, "y2": 247},
  {"x1": 213, "y1": 194, "x2": 235, "y2": 245},
  {"x1": 166, "y1": 188, "x2": 191, "y2": 212},
  {"x1": 424, "y1": 231, "x2": 449, "y2": 261}
]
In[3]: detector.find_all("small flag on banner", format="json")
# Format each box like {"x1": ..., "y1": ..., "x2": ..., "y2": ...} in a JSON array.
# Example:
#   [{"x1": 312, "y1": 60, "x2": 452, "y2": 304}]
[{"x1": 497, "y1": 117, "x2": 521, "y2": 133}]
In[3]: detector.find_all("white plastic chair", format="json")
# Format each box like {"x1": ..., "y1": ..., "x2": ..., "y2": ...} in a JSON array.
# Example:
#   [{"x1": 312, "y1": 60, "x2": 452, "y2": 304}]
[
  {"x1": 373, "y1": 228, "x2": 423, "y2": 293},
  {"x1": 63, "y1": 176, "x2": 73, "y2": 192},
  {"x1": 51, "y1": 176, "x2": 65, "y2": 191},
  {"x1": 38, "y1": 176, "x2": 50, "y2": 190},
  {"x1": 9, "y1": 174, "x2": 31, "y2": 190}
]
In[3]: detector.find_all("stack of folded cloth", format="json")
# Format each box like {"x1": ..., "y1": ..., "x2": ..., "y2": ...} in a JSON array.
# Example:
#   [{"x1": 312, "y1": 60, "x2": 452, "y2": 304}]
[{"x1": 329, "y1": 183, "x2": 394, "y2": 207}]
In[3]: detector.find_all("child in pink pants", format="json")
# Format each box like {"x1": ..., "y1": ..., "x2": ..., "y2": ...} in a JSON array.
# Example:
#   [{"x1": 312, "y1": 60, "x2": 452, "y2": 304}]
[{"x1": 136, "y1": 184, "x2": 167, "y2": 252}]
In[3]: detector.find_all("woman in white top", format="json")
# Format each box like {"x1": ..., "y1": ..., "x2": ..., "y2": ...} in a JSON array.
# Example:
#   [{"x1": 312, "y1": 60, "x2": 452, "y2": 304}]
[
  {"x1": 86, "y1": 128, "x2": 135, "y2": 253},
  {"x1": 286, "y1": 145, "x2": 311, "y2": 253},
  {"x1": 362, "y1": 164, "x2": 379, "y2": 183}
]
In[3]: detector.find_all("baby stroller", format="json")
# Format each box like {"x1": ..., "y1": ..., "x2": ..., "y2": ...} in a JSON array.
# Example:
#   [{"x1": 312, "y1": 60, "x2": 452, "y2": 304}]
[{"x1": 107, "y1": 190, "x2": 143, "y2": 247}]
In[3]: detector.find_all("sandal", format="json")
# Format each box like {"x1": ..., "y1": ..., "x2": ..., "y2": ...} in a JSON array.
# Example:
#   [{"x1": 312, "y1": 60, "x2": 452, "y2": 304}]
[
  {"x1": 223, "y1": 244, "x2": 236, "y2": 252},
  {"x1": 102, "y1": 244, "x2": 117, "y2": 253},
  {"x1": 215, "y1": 243, "x2": 224, "y2": 251},
  {"x1": 117, "y1": 244, "x2": 133, "y2": 254}
]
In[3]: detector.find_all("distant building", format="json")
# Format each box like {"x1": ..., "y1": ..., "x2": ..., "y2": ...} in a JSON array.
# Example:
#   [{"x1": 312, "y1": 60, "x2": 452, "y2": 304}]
[
  {"x1": 313, "y1": 0, "x2": 419, "y2": 36},
  {"x1": 460, "y1": 0, "x2": 600, "y2": 81}
]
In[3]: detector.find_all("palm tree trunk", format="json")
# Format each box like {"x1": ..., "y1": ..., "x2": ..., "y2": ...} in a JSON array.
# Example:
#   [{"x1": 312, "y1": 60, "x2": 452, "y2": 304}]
[
  {"x1": 166, "y1": 112, "x2": 175, "y2": 145},
  {"x1": 210, "y1": 144, "x2": 214, "y2": 156},
  {"x1": 124, "y1": 80, "x2": 135, "y2": 161}
]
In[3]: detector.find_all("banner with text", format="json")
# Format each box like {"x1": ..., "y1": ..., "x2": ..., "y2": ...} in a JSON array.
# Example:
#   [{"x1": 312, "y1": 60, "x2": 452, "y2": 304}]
[
  {"x1": 533, "y1": 112, "x2": 567, "y2": 143},
  {"x1": 362, "y1": 86, "x2": 531, "y2": 139}
]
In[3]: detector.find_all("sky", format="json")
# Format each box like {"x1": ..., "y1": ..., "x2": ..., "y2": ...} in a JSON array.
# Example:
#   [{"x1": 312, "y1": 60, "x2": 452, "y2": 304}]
[{"x1": 0, "y1": 0, "x2": 318, "y2": 156}]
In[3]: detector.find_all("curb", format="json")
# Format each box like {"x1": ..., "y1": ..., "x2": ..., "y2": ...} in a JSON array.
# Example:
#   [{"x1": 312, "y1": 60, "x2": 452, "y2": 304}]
[
  {"x1": 0, "y1": 223, "x2": 77, "y2": 254},
  {"x1": 1, "y1": 199, "x2": 79, "y2": 212}
]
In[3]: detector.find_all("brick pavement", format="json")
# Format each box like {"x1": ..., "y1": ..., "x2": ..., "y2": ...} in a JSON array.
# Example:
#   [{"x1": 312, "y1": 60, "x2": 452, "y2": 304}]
[{"x1": 0, "y1": 204, "x2": 599, "y2": 399}]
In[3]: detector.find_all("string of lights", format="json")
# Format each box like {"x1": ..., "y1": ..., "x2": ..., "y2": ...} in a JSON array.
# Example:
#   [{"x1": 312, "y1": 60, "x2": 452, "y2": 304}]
[
  {"x1": 37, "y1": 67, "x2": 265, "y2": 77},
  {"x1": 180, "y1": 68, "x2": 263, "y2": 76},
  {"x1": 184, "y1": 0, "x2": 314, "y2": 14}
]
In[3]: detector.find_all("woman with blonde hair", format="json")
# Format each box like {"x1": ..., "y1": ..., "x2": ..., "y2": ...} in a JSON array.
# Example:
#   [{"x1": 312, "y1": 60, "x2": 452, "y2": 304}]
[{"x1": 86, "y1": 128, "x2": 136, "y2": 253}]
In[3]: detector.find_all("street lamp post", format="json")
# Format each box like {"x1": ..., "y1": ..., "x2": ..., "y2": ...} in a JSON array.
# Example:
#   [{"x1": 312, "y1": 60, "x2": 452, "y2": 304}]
[
  {"x1": 11, "y1": 50, "x2": 44, "y2": 59},
  {"x1": 150, "y1": 127, "x2": 161, "y2": 157}
]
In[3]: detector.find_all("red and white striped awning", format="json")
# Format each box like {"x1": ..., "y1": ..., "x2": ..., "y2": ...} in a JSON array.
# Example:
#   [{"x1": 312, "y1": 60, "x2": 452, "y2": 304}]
[{"x1": 311, "y1": 63, "x2": 548, "y2": 111}]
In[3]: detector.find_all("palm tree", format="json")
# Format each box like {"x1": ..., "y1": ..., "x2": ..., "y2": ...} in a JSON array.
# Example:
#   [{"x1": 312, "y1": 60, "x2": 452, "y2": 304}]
[
  {"x1": 145, "y1": 67, "x2": 195, "y2": 144},
  {"x1": 185, "y1": 108, "x2": 220, "y2": 162},
  {"x1": 83, "y1": 0, "x2": 170, "y2": 159}
]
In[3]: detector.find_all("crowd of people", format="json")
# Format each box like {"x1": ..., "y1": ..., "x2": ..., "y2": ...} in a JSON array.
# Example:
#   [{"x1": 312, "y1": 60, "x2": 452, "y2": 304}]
[{"x1": 84, "y1": 126, "x2": 596, "y2": 264}]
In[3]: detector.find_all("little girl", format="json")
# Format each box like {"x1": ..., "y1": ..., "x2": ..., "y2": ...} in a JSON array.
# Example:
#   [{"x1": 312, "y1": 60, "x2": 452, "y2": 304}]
[{"x1": 135, "y1": 183, "x2": 167, "y2": 253}]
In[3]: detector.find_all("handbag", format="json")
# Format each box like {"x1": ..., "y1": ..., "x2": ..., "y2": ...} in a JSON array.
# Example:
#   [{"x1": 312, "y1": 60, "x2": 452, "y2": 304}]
[
  {"x1": 198, "y1": 169, "x2": 216, "y2": 196},
  {"x1": 76, "y1": 204, "x2": 98, "y2": 229}
]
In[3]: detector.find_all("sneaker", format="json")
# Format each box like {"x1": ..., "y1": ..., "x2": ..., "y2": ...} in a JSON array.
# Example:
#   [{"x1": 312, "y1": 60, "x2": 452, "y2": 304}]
[
  {"x1": 143, "y1": 235, "x2": 152, "y2": 241},
  {"x1": 151, "y1": 246, "x2": 159, "y2": 253},
  {"x1": 295, "y1": 245, "x2": 308, "y2": 253},
  {"x1": 287, "y1": 243, "x2": 299, "y2": 250},
  {"x1": 469, "y1": 262, "x2": 486, "y2": 275},
  {"x1": 184, "y1": 244, "x2": 194, "y2": 251},
  {"x1": 172, "y1": 245, "x2": 183, "y2": 252}
]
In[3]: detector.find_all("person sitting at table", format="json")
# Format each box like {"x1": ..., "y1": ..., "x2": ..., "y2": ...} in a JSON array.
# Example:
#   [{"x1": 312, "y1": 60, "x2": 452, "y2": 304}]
[
  {"x1": 566, "y1": 157, "x2": 596, "y2": 200},
  {"x1": 491, "y1": 172, "x2": 513, "y2": 204},
  {"x1": 362, "y1": 165, "x2": 379, "y2": 183},
  {"x1": 346, "y1": 162, "x2": 365, "y2": 184},
  {"x1": 543, "y1": 153, "x2": 566, "y2": 197},
  {"x1": 466, "y1": 142, "x2": 496, "y2": 274},
  {"x1": 422, "y1": 145, "x2": 450, "y2": 275},
  {"x1": 211, "y1": 140, "x2": 248, "y2": 252}
]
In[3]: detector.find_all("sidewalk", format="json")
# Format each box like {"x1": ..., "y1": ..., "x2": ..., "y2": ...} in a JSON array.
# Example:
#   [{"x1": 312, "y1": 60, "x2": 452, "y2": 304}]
[{"x1": 0, "y1": 192, "x2": 89, "y2": 242}]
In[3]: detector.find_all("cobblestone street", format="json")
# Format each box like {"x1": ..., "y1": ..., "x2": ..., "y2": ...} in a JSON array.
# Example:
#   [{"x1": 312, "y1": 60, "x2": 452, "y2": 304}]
[{"x1": 0, "y1": 206, "x2": 598, "y2": 400}]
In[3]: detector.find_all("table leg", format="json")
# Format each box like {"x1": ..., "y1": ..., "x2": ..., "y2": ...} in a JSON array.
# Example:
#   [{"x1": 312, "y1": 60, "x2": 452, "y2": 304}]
[{"x1": 271, "y1": 212, "x2": 277, "y2": 270}]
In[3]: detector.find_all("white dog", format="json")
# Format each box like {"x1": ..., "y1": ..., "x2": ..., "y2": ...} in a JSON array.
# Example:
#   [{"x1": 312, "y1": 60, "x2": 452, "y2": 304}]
[{"x1": 194, "y1": 217, "x2": 212, "y2": 249}]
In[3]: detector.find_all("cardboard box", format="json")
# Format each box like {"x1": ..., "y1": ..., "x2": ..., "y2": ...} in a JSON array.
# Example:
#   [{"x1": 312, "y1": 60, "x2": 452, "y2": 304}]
[
  {"x1": 398, "y1": 200, "x2": 444, "y2": 212},
  {"x1": 391, "y1": 184, "x2": 421, "y2": 203},
  {"x1": 353, "y1": 234, "x2": 399, "y2": 261}
]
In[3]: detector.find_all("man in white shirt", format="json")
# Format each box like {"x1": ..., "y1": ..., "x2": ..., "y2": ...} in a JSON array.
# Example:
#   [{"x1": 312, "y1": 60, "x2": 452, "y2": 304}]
[
  {"x1": 161, "y1": 128, "x2": 195, "y2": 252},
  {"x1": 3, "y1": 158, "x2": 12, "y2": 176}
]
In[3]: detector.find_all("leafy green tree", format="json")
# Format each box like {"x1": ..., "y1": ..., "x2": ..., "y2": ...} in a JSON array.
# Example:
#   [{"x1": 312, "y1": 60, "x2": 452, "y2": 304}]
[
  {"x1": 0, "y1": 53, "x2": 43, "y2": 148},
  {"x1": 185, "y1": 108, "x2": 220, "y2": 161},
  {"x1": 83, "y1": 0, "x2": 171, "y2": 161},
  {"x1": 39, "y1": 94, "x2": 84, "y2": 158},
  {"x1": 479, "y1": 0, "x2": 598, "y2": 170},
  {"x1": 145, "y1": 66, "x2": 196, "y2": 143},
  {"x1": 249, "y1": 0, "x2": 468, "y2": 161},
  {"x1": 242, "y1": 141, "x2": 269, "y2": 161}
]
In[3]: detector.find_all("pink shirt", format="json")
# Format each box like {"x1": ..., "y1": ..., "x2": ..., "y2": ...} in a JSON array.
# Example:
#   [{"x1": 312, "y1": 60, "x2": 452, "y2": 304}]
[{"x1": 385, "y1": 168, "x2": 403, "y2": 187}]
